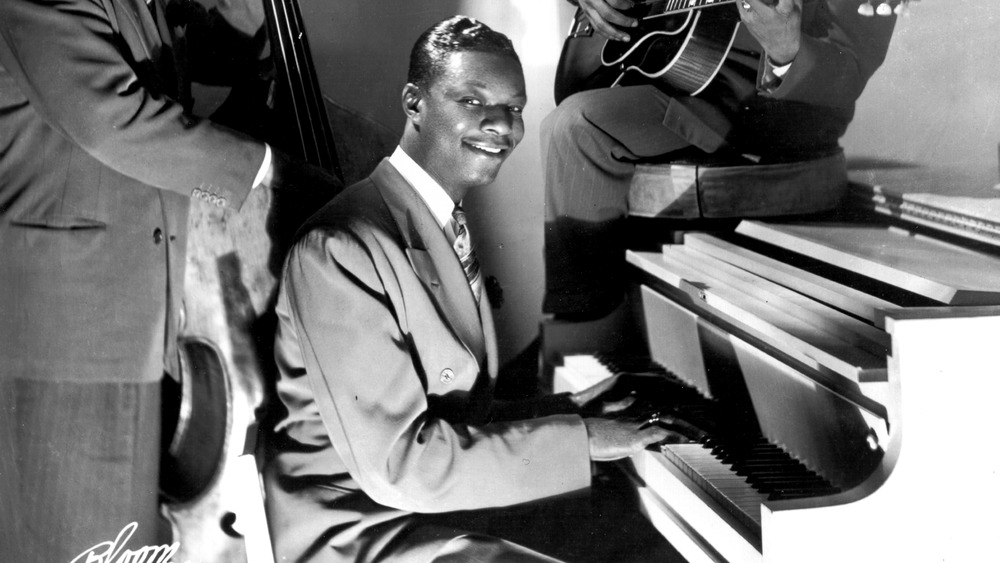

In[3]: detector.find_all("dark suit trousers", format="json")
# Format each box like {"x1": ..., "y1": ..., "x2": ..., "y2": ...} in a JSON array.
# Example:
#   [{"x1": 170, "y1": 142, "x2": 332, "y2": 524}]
[
  {"x1": 0, "y1": 377, "x2": 162, "y2": 561},
  {"x1": 542, "y1": 86, "x2": 694, "y2": 317}
]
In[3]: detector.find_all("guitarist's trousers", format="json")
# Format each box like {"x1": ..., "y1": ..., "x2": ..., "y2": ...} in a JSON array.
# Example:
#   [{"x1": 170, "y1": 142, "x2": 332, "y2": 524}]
[{"x1": 541, "y1": 85, "x2": 732, "y2": 319}]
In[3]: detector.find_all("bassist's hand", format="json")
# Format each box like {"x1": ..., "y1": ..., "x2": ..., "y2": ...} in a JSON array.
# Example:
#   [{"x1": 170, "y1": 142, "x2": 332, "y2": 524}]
[
  {"x1": 578, "y1": 0, "x2": 638, "y2": 43},
  {"x1": 739, "y1": 0, "x2": 802, "y2": 65}
]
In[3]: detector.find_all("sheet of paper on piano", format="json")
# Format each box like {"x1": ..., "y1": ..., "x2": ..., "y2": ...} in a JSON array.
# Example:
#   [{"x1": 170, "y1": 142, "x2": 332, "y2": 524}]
[{"x1": 849, "y1": 164, "x2": 1000, "y2": 247}]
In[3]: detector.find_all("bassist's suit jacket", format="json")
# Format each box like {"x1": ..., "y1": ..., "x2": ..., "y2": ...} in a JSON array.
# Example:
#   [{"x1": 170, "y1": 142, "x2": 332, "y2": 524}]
[
  {"x1": 264, "y1": 160, "x2": 593, "y2": 562},
  {"x1": 0, "y1": 0, "x2": 265, "y2": 558},
  {"x1": 0, "y1": 0, "x2": 265, "y2": 384}
]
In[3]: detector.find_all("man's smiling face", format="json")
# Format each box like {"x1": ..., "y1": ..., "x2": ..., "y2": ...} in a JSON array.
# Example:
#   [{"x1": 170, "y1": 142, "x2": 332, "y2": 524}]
[{"x1": 406, "y1": 50, "x2": 526, "y2": 201}]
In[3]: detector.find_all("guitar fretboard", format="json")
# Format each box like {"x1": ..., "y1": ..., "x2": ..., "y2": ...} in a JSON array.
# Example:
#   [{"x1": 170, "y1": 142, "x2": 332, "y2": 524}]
[{"x1": 644, "y1": 0, "x2": 736, "y2": 16}]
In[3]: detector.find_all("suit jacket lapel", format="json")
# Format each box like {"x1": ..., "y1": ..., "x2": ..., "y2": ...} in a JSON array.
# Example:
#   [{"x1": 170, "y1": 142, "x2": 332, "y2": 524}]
[
  {"x1": 371, "y1": 161, "x2": 487, "y2": 365},
  {"x1": 479, "y1": 291, "x2": 498, "y2": 378}
]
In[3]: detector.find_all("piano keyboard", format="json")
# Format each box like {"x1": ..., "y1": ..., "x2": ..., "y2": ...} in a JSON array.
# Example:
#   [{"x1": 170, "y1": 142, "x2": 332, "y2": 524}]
[
  {"x1": 548, "y1": 218, "x2": 1000, "y2": 562},
  {"x1": 558, "y1": 354, "x2": 840, "y2": 541}
]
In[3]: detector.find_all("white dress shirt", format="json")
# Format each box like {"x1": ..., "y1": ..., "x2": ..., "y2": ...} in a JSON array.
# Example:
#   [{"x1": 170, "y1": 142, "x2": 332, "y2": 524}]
[{"x1": 388, "y1": 145, "x2": 457, "y2": 234}]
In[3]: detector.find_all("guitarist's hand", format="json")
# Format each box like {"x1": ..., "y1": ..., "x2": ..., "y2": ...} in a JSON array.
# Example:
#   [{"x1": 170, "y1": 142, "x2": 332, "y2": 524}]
[
  {"x1": 739, "y1": 0, "x2": 802, "y2": 65},
  {"x1": 579, "y1": 0, "x2": 638, "y2": 43}
]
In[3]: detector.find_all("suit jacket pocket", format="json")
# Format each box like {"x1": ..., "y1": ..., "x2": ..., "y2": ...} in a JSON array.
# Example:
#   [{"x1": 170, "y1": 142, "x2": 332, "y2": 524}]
[{"x1": 10, "y1": 214, "x2": 108, "y2": 230}]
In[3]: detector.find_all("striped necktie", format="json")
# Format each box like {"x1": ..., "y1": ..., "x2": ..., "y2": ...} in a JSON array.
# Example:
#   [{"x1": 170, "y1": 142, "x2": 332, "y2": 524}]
[{"x1": 451, "y1": 206, "x2": 483, "y2": 302}]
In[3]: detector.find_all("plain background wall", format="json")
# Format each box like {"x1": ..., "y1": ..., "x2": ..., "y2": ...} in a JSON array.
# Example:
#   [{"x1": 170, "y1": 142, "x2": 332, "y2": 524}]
[
  {"x1": 842, "y1": 0, "x2": 1000, "y2": 186},
  {"x1": 301, "y1": 0, "x2": 1000, "y2": 368}
]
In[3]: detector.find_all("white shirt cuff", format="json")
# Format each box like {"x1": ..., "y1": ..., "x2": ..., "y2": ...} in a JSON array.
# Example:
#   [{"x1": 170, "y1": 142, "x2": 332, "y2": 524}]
[
  {"x1": 768, "y1": 56, "x2": 793, "y2": 78},
  {"x1": 253, "y1": 143, "x2": 273, "y2": 189}
]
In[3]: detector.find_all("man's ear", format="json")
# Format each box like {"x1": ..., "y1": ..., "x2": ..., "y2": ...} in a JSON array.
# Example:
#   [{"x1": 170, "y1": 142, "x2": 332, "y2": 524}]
[{"x1": 402, "y1": 83, "x2": 423, "y2": 125}]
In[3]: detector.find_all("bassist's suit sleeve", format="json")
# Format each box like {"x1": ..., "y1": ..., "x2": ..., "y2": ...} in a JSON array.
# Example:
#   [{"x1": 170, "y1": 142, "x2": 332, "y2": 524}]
[{"x1": 0, "y1": 0, "x2": 264, "y2": 209}]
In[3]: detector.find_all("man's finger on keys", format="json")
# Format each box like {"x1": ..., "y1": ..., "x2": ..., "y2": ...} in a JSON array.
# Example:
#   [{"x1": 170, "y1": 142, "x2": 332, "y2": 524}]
[
  {"x1": 644, "y1": 425, "x2": 674, "y2": 445},
  {"x1": 601, "y1": 396, "x2": 635, "y2": 414}
]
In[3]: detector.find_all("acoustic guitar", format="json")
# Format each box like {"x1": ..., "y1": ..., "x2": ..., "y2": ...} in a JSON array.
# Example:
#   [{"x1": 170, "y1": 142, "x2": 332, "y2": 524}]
[
  {"x1": 553, "y1": 0, "x2": 915, "y2": 105},
  {"x1": 159, "y1": 0, "x2": 342, "y2": 559},
  {"x1": 554, "y1": 0, "x2": 741, "y2": 104}
]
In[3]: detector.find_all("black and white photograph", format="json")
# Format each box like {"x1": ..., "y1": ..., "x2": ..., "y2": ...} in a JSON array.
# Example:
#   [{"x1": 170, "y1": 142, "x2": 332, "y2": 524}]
[{"x1": 1, "y1": 0, "x2": 998, "y2": 561}]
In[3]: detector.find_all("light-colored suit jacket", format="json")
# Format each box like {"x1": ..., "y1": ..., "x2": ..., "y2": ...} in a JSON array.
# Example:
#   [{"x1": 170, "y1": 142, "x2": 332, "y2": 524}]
[
  {"x1": 0, "y1": 0, "x2": 265, "y2": 383},
  {"x1": 263, "y1": 160, "x2": 592, "y2": 562}
]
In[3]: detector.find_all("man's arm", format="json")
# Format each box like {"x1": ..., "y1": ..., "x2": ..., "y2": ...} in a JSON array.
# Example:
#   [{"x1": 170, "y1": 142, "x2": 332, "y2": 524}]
[
  {"x1": 283, "y1": 226, "x2": 593, "y2": 514},
  {"x1": 0, "y1": 0, "x2": 263, "y2": 209},
  {"x1": 741, "y1": 0, "x2": 896, "y2": 107}
]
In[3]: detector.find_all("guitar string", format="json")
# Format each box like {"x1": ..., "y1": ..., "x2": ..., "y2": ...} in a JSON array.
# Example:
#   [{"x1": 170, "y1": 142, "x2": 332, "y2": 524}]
[{"x1": 637, "y1": 0, "x2": 736, "y2": 14}]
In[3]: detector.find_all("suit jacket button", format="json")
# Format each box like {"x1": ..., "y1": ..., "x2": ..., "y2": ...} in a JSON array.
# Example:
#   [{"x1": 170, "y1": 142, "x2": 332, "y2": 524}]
[
  {"x1": 440, "y1": 368, "x2": 455, "y2": 384},
  {"x1": 153, "y1": 228, "x2": 164, "y2": 244}
]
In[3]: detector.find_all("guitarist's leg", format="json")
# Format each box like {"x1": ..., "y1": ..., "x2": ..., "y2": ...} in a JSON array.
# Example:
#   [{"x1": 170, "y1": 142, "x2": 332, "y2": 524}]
[{"x1": 541, "y1": 86, "x2": 692, "y2": 320}]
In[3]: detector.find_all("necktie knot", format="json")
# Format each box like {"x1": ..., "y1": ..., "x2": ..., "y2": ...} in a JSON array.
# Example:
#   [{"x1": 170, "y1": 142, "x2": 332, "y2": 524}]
[{"x1": 451, "y1": 206, "x2": 482, "y2": 302}]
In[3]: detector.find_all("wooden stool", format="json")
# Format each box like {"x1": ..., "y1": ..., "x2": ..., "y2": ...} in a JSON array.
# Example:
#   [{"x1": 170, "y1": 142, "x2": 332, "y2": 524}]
[{"x1": 627, "y1": 149, "x2": 847, "y2": 219}]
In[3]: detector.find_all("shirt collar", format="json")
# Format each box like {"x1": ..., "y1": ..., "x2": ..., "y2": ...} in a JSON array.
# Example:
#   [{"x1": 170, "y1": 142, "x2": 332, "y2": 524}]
[{"x1": 389, "y1": 146, "x2": 456, "y2": 230}]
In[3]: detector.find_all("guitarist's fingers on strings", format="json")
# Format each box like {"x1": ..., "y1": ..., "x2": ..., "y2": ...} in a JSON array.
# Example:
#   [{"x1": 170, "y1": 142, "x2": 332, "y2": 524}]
[
  {"x1": 579, "y1": 0, "x2": 638, "y2": 42},
  {"x1": 740, "y1": 0, "x2": 791, "y2": 15},
  {"x1": 739, "y1": 0, "x2": 803, "y2": 65}
]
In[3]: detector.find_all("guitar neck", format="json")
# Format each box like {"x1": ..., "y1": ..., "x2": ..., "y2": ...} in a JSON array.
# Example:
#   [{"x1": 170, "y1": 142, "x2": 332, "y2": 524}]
[
  {"x1": 645, "y1": 0, "x2": 737, "y2": 16},
  {"x1": 262, "y1": 0, "x2": 343, "y2": 179}
]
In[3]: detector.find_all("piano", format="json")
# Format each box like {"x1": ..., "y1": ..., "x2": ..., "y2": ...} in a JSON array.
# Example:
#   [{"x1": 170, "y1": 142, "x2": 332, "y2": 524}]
[{"x1": 551, "y1": 173, "x2": 1000, "y2": 563}]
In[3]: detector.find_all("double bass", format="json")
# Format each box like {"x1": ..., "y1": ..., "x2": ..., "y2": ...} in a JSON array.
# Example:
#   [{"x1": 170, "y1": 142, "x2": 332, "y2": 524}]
[{"x1": 159, "y1": 0, "x2": 342, "y2": 560}]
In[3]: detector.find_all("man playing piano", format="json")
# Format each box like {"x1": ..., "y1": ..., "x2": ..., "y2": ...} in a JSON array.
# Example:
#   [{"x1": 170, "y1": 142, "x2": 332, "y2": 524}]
[
  {"x1": 543, "y1": 0, "x2": 897, "y2": 323},
  {"x1": 263, "y1": 15, "x2": 675, "y2": 562}
]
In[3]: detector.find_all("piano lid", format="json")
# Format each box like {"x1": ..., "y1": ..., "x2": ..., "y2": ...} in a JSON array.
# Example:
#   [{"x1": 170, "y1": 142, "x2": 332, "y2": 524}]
[{"x1": 737, "y1": 220, "x2": 1000, "y2": 306}]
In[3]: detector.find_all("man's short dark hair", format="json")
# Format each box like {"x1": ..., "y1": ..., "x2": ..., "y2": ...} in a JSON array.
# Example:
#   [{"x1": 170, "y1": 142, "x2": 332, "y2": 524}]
[{"x1": 407, "y1": 15, "x2": 520, "y2": 89}]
